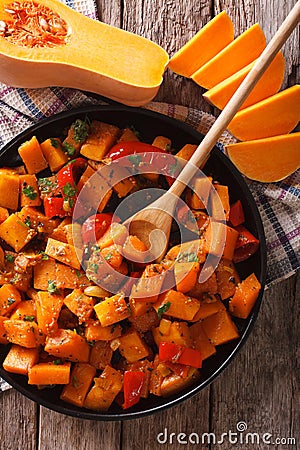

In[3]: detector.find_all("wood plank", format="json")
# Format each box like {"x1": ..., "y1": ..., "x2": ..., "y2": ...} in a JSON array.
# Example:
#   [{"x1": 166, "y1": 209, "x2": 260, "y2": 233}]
[
  {"x1": 209, "y1": 273, "x2": 299, "y2": 449},
  {"x1": 0, "y1": 390, "x2": 37, "y2": 450},
  {"x1": 214, "y1": 0, "x2": 300, "y2": 87},
  {"x1": 38, "y1": 407, "x2": 121, "y2": 450},
  {"x1": 121, "y1": 388, "x2": 210, "y2": 449},
  {"x1": 122, "y1": 0, "x2": 213, "y2": 111}
]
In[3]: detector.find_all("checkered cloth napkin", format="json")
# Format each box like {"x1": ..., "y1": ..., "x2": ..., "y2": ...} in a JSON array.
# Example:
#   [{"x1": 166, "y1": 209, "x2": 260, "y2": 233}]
[{"x1": 0, "y1": 0, "x2": 299, "y2": 392}]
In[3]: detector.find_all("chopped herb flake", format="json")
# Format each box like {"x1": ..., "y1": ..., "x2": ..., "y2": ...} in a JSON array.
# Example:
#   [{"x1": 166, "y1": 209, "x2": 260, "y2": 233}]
[
  {"x1": 157, "y1": 301, "x2": 171, "y2": 320},
  {"x1": 63, "y1": 142, "x2": 76, "y2": 156},
  {"x1": 48, "y1": 280, "x2": 60, "y2": 295},
  {"x1": 50, "y1": 138, "x2": 59, "y2": 148},
  {"x1": 7, "y1": 298, "x2": 16, "y2": 305},
  {"x1": 23, "y1": 315, "x2": 35, "y2": 322},
  {"x1": 22, "y1": 185, "x2": 38, "y2": 200},
  {"x1": 63, "y1": 182, "x2": 76, "y2": 198},
  {"x1": 128, "y1": 154, "x2": 142, "y2": 166},
  {"x1": 72, "y1": 119, "x2": 89, "y2": 144},
  {"x1": 52, "y1": 359, "x2": 63, "y2": 365},
  {"x1": 5, "y1": 254, "x2": 14, "y2": 263}
]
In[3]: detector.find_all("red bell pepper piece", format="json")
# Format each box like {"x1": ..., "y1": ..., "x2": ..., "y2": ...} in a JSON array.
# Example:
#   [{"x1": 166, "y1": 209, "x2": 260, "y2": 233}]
[
  {"x1": 81, "y1": 213, "x2": 114, "y2": 244},
  {"x1": 122, "y1": 370, "x2": 146, "y2": 409},
  {"x1": 159, "y1": 342, "x2": 202, "y2": 368},
  {"x1": 229, "y1": 200, "x2": 245, "y2": 227},
  {"x1": 43, "y1": 197, "x2": 66, "y2": 218},
  {"x1": 233, "y1": 225, "x2": 260, "y2": 263},
  {"x1": 163, "y1": 361, "x2": 190, "y2": 378},
  {"x1": 105, "y1": 141, "x2": 165, "y2": 161},
  {"x1": 57, "y1": 158, "x2": 87, "y2": 190}
]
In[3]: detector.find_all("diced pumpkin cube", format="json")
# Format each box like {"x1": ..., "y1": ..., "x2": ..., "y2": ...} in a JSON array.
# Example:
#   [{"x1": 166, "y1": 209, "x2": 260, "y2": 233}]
[
  {"x1": 84, "y1": 365, "x2": 123, "y2": 411},
  {"x1": 45, "y1": 238, "x2": 83, "y2": 270},
  {"x1": 154, "y1": 290, "x2": 200, "y2": 321},
  {"x1": 212, "y1": 184, "x2": 230, "y2": 221},
  {"x1": 201, "y1": 310, "x2": 239, "y2": 346},
  {"x1": 188, "y1": 271, "x2": 218, "y2": 298},
  {"x1": 0, "y1": 213, "x2": 37, "y2": 252},
  {"x1": 18, "y1": 206, "x2": 60, "y2": 235},
  {"x1": 85, "y1": 320, "x2": 122, "y2": 342},
  {"x1": 185, "y1": 176, "x2": 212, "y2": 210},
  {"x1": 113, "y1": 176, "x2": 137, "y2": 198},
  {"x1": 100, "y1": 244, "x2": 123, "y2": 269},
  {"x1": 149, "y1": 355, "x2": 163, "y2": 396},
  {"x1": 64, "y1": 289, "x2": 95, "y2": 324},
  {"x1": 45, "y1": 329, "x2": 90, "y2": 362},
  {"x1": 122, "y1": 235, "x2": 149, "y2": 264},
  {"x1": 94, "y1": 293, "x2": 130, "y2": 327},
  {"x1": 166, "y1": 239, "x2": 207, "y2": 264},
  {"x1": 0, "y1": 284, "x2": 22, "y2": 316},
  {"x1": 3, "y1": 344, "x2": 39, "y2": 375},
  {"x1": 128, "y1": 307, "x2": 159, "y2": 333},
  {"x1": 204, "y1": 222, "x2": 239, "y2": 260},
  {"x1": 19, "y1": 175, "x2": 41, "y2": 207},
  {"x1": 118, "y1": 329, "x2": 149, "y2": 363},
  {"x1": 28, "y1": 361, "x2": 71, "y2": 385},
  {"x1": 0, "y1": 206, "x2": 9, "y2": 223},
  {"x1": 190, "y1": 321, "x2": 216, "y2": 360},
  {"x1": 118, "y1": 128, "x2": 140, "y2": 143},
  {"x1": 229, "y1": 273, "x2": 261, "y2": 319},
  {"x1": 80, "y1": 121, "x2": 120, "y2": 161},
  {"x1": 128, "y1": 298, "x2": 154, "y2": 318},
  {"x1": 0, "y1": 174, "x2": 19, "y2": 210},
  {"x1": 152, "y1": 320, "x2": 193, "y2": 347},
  {"x1": 190, "y1": 293, "x2": 226, "y2": 321},
  {"x1": 174, "y1": 262, "x2": 200, "y2": 293},
  {"x1": 160, "y1": 367, "x2": 199, "y2": 397},
  {"x1": 89, "y1": 341, "x2": 113, "y2": 370},
  {"x1": 4, "y1": 319, "x2": 39, "y2": 348},
  {"x1": 216, "y1": 259, "x2": 241, "y2": 300},
  {"x1": 10, "y1": 299, "x2": 36, "y2": 321},
  {"x1": 35, "y1": 291, "x2": 64, "y2": 336},
  {"x1": 40, "y1": 138, "x2": 69, "y2": 172},
  {"x1": 33, "y1": 258, "x2": 56, "y2": 290},
  {"x1": 18, "y1": 136, "x2": 48, "y2": 174},
  {"x1": 60, "y1": 363, "x2": 96, "y2": 407},
  {"x1": 55, "y1": 263, "x2": 90, "y2": 290},
  {"x1": 0, "y1": 316, "x2": 8, "y2": 344},
  {"x1": 77, "y1": 165, "x2": 96, "y2": 192}
]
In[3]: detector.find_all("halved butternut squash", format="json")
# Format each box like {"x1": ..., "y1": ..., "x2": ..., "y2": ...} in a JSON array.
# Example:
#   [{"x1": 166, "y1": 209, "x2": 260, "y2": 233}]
[
  {"x1": 226, "y1": 133, "x2": 300, "y2": 182},
  {"x1": 191, "y1": 24, "x2": 266, "y2": 89},
  {"x1": 227, "y1": 85, "x2": 300, "y2": 141},
  {"x1": 203, "y1": 51, "x2": 285, "y2": 110},
  {"x1": 0, "y1": 0, "x2": 169, "y2": 106},
  {"x1": 168, "y1": 11, "x2": 234, "y2": 77}
]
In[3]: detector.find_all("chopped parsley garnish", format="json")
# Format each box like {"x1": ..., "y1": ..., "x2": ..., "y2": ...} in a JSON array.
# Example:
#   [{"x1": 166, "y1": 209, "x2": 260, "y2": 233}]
[
  {"x1": 5, "y1": 254, "x2": 15, "y2": 263},
  {"x1": 157, "y1": 301, "x2": 171, "y2": 320},
  {"x1": 72, "y1": 374, "x2": 82, "y2": 388},
  {"x1": 16, "y1": 219, "x2": 30, "y2": 229},
  {"x1": 48, "y1": 280, "x2": 60, "y2": 295},
  {"x1": 52, "y1": 359, "x2": 63, "y2": 365},
  {"x1": 72, "y1": 119, "x2": 89, "y2": 144},
  {"x1": 76, "y1": 270, "x2": 82, "y2": 278},
  {"x1": 7, "y1": 298, "x2": 16, "y2": 305},
  {"x1": 22, "y1": 185, "x2": 37, "y2": 200},
  {"x1": 38, "y1": 177, "x2": 57, "y2": 194},
  {"x1": 169, "y1": 160, "x2": 181, "y2": 177},
  {"x1": 186, "y1": 252, "x2": 199, "y2": 262},
  {"x1": 41, "y1": 252, "x2": 49, "y2": 260},
  {"x1": 92, "y1": 263, "x2": 99, "y2": 274},
  {"x1": 128, "y1": 154, "x2": 142, "y2": 166},
  {"x1": 50, "y1": 138, "x2": 59, "y2": 148},
  {"x1": 63, "y1": 182, "x2": 76, "y2": 198},
  {"x1": 63, "y1": 142, "x2": 76, "y2": 156},
  {"x1": 24, "y1": 217, "x2": 31, "y2": 228},
  {"x1": 23, "y1": 315, "x2": 35, "y2": 322},
  {"x1": 104, "y1": 253, "x2": 113, "y2": 261}
]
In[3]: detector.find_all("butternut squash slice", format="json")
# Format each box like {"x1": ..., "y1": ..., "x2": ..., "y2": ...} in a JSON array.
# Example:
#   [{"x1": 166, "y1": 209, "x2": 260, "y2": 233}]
[
  {"x1": 226, "y1": 132, "x2": 300, "y2": 182},
  {"x1": 191, "y1": 24, "x2": 266, "y2": 89},
  {"x1": 0, "y1": 0, "x2": 169, "y2": 106},
  {"x1": 227, "y1": 85, "x2": 300, "y2": 141},
  {"x1": 168, "y1": 11, "x2": 234, "y2": 77},
  {"x1": 203, "y1": 51, "x2": 285, "y2": 110}
]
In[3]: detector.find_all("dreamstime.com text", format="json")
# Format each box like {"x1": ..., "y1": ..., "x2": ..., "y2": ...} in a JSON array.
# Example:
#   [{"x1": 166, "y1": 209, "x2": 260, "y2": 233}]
[{"x1": 156, "y1": 421, "x2": 296, "y2": 446}]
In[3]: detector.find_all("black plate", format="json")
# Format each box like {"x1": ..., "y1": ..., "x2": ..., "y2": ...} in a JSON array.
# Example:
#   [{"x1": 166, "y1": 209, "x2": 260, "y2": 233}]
[{"x1": 0, "y1": 105, "x2": 266, "y2": 420}]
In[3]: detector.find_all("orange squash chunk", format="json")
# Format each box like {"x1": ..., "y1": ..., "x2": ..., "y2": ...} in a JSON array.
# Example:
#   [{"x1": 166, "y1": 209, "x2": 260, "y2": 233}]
[
  {"x1": 10, "y1": 299, "x2": 36, "y2": 321},
  {"x1": 203, "y1": 51, "x2": 285, "y2": 110},
  {"x1": 4, "y1": 319, "x2": 40, "y2": 348},
  {"x1": 201, "y1": 310, "x2": 239, "y2": 346},
  {"x1": 19, "y1": 174, "x2": 41, "y2": 207},
  {"x1": 173, "y1": 262, "x2": 200, "y2": 293},
  {"x1": 154, "y1": 289, "x2": 200, "y2": 321},
  {"x1": 118, "y1": 329, "x2": 149, "y2": 363},
  {"x1": 192, "y1": 24, "x2": 266, "y2": 89},
  {"x1": 0, "y1": 316, "x2": 8, "y2": 344},
  {"x1": 190, "y1": 321, "x2": 216, "y2": 360},
  {"x1": 28, "y1": 361, "x2": 71, "y2": 385},
  {"x1": 3, "y1": 344, "x2": 39, "y2": 375},
  {"x1": 40, "y1": 138, "x2": 69, "y2": 172},
  {"x1": 227, "y1": 85, "x2": 300, "y2": 141},
  {"x1": 45, "y1": 329, "x2": 90, "y2": 362},
  {"x1": 0, "y1": 284, "x2": 22, "y2": 316},
  {"x1": 35, "y1": 291, "x2": 64, "y2": 336},
  {"x1": 229, "y1": 273, "x2": 261, "y2": 319},
  {"x1": 60, "y1": 363, "x2": 96, "y2": 407},
  {"x1": 64, "y1": 289, "x2": 95, "y2": 324},
  {"x1": 84, "y1": 365, "x2": 123, "y2": 411},
  {"x1": 226, "y1": 132, "x2": 300, "y2": 182},
  {"x1": 168, "y1": 11, "x2": 234, "y2": 77},
  {"x1": 0, "y1": 173, "x2": 19, "y2": 210},
  {"x1": 85, "y1": 320, "x2": 122, "y2": 342},
  {"x1": 18, "y1": 136, "x2": 48, "y2": 174}
]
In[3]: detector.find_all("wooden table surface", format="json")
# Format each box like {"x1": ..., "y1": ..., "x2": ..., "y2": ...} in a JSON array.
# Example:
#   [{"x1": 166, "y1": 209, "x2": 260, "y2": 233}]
[{"x1": 1, "y1": 1, "x2": 299, "y2": 449}]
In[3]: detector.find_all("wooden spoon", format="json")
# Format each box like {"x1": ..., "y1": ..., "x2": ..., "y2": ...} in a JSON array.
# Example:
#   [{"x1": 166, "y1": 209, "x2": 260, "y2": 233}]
[{"x1": 125, "y1": 1, "x2": 300, "y2": 261}]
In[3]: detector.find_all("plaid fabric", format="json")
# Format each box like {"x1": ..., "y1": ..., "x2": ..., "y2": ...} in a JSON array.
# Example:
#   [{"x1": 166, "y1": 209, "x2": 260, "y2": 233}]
[{"x1": 0, "y1": 0, "x2": 299, "y2": 392}]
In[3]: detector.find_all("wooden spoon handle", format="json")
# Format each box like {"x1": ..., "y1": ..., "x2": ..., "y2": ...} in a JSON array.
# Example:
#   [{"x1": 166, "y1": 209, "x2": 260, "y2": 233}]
[{"x1": 169, "y1": 0, "x2": 300, "y2": 197}]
